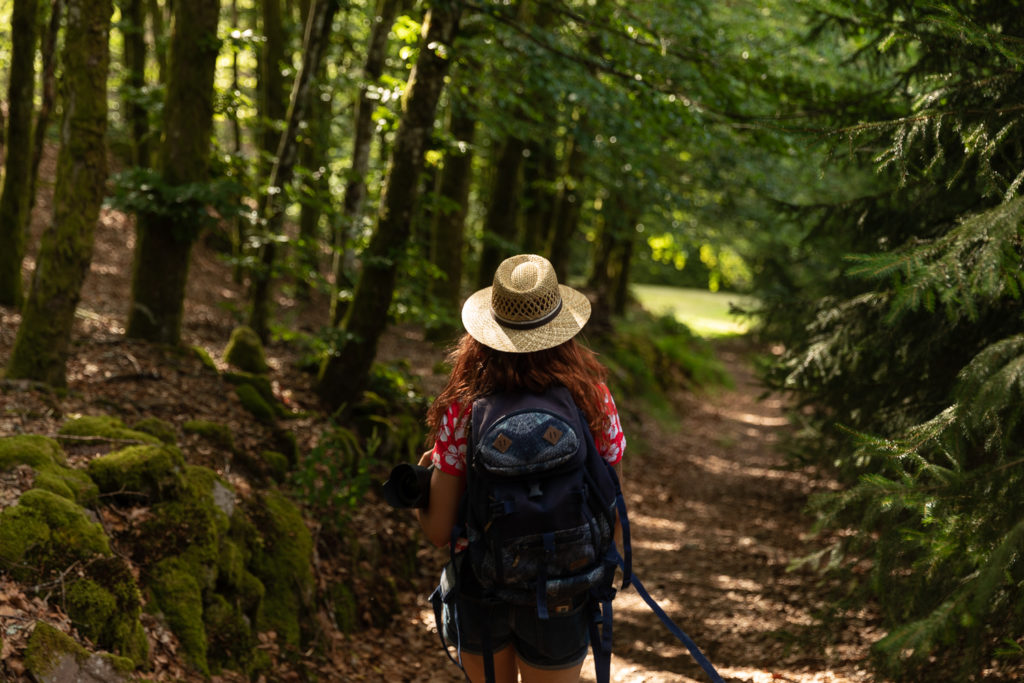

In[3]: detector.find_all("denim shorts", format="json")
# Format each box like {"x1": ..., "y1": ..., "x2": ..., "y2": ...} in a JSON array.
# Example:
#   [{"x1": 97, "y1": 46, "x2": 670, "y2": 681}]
[{"x1": 442, "y1": 589, "x2": 591, "y2": 670}]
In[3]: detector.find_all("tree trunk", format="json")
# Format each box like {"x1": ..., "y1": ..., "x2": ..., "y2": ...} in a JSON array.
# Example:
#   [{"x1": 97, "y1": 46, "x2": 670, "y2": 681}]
[
  {"x1": 476, "y1": 135, "x2": 526, "y2": 288},
  {"x1": 427, "y1": 84, "x2": 476, "y2": 340},
  {"x1": 520, "y1": 141, "x2": 558, "y2": 255},
  {"x1": 126, "y1": 0, "x2": 221, "y2": 344},
  {"x1": 248, "y1": 0, "x2": 340, "y2": 341},
  {"x1": 0, "y1": 0, "x2": 41, "y2": 306},
  {"x1": 7, "y1": 0, "x2": 111, "y2": 385},
  {"x1": 294, "y1": 78, "x2": 330, "y2": 301},
  {"x1": 147, "y1": 0, "x2": 167, "y2": 82},
  {"x1": 330, "y1": 0, "x2": 406, "y2": 326},
  {"x1": 27, "y1": 0, "x2": 63, "y2": 218},
  {"x1": 257, "y1": 0, "x2": 287, "y2": 188},
  {"x1": 547, "y1": 130, "x2": 586, "y2": 278},
  {"x1": 317, "y1": 1, "x2": 462, "y2": 409},
  {"x1": 121, "y1": 0, "x2": 150, "y2": 167}
]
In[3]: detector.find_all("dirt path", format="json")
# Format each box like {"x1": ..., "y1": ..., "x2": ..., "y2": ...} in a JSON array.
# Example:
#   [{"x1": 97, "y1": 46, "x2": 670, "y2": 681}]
[{"x1": 389, "y1": 341, "x2": 879, "y2": 683}]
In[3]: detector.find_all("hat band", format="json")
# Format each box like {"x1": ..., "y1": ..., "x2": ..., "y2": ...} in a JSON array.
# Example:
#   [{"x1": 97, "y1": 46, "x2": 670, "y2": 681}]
[{"x1": 492, "y1": 298, "x2": 563, "y2": 330}]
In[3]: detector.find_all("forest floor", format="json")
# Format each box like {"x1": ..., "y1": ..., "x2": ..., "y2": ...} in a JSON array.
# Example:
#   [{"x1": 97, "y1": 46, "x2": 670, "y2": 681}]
[{"x1": 1, "y1": 144, "x2": 882, "y2": 682}]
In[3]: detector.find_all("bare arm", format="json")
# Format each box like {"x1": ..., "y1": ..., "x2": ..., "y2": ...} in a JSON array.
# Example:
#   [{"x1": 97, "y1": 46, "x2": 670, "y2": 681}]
[{"x1": 415, "y1": 450, "x2": 466, "y2": 547}]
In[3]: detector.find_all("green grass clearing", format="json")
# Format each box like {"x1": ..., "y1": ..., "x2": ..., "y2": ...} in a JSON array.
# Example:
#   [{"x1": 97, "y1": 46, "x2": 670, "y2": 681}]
[{"x1": 632, "y1": 284, "x2": 757, "y2": 338}]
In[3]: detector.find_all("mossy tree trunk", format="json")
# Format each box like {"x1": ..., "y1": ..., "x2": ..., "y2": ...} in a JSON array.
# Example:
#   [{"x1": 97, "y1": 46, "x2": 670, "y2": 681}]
[
  {"x1": 6, "y1": 0, "x2": 112, "y2": 386},
  {"x1": 330, "y1": 0, "x2": 408, "y2": 326},
  {"x1": 248, "y1": 0, "x2": 341, "y2": 342},
  {"x1": 125, "y1": 0, "x2": 220, "y2": 345},
  {"x1": 427, "y1": 81, "x2": 476, "y2": 339},
  {"x1": 120, "y1": 0, "x2": 150, "y2": 167},
  {"x1": 27, "y1": 0, "x2": 64, "y2": 218},
  {"x1": 547, "y1": 128, "x2": 586, "y2": 278},
  {"x1": 317, "y1": 1, "x2": 462, "y2": 409},
  {"x1": 521, "y1": 142, "x2": 558, "y2": 254},
  {"x1": 0, "y1": 0, "x2": 41, "y2": 307},
  {"x1": 476, "y1": 135, "x2": 527, "y2": 288}
]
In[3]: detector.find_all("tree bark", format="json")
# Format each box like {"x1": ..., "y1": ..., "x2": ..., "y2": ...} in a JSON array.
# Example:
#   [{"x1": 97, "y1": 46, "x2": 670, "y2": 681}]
[
  {"x1": 547, "y1": 129, "x2": 586, "y2": 278},
  {"x1": 126, "y1": 0, "x2": 221, "y2": 344},
  {"x1": 27, "y1": 0, "x2": 63, "y2": 218},
  {"x1": 0, "y1": 0, "x2": 41, "y2": 306},
  {"x1": 427, "y1": 83, "x2": 476, "y2": 340},
  {"x1": 248, "y1": 0, "x2": 340, "y2": 341},
  {"x1": 7, "y1": 0, "x2": 111, "y2": 385},
  {"x1": 520, "y1": 141, "x2": 558, "y2": 255},
  {"x1": 257, "y1": 0, "x2": 288, "y2": 188},
  {"x1": 317, "y1": 1, "x2": 462, "y2": 409},
  {"x1": 330, "y1": 0, "x2": 406, "y2": 326},
  {"x1": 121, "y1": 0, "x2": 150, "y2": 167},
  {"x1": 476, "y1": 135, "x2": 526, "y2": 288}
]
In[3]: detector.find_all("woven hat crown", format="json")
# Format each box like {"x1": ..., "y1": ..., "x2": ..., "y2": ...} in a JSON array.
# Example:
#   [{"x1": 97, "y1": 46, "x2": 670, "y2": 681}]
[{"x1": 490, "y1": 255, "x2": 562, "y2": 326}]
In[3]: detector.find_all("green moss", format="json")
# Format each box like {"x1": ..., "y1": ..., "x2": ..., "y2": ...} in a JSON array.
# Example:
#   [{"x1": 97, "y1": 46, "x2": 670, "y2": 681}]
[
  {"x1": 225, "y1": 371, "x2": 292, "y2": 419},
  {"x1": 259, "y1": 451, "x2": 289, "y2": 481},
  {"x1": 223, "y1": 325, "x2": 269, "y2": 374},
  {"x1": 132, "y1": 417, "x2": 178, "y2": 445},
  {"x1": 271, "y1": 429, "x2": 299, "y2": 465},
  {"x1": 59, "y1": 415, "x2": 162, "y2": 445},
  {"x1": 0, "y1": 489, "x2": 109, "y2": 578},
  {"x1": 204, "y1": 593, "x2": 257, "y2": 674},
  {"x1": 24, "y1": 621, "x2": 87, "y2": 679},
  {"x1": 329, "y1": 582, "x2": 358, "y2": 634},
  {"x1": 137, "y1": 467, "x2": 229, "y2": 582},
  {"x1": 191, "y1": 345, "x2": 219, "y2": 372},
  {"x1": 234, "y1": 383, "x2": 276, "y2": 425},
  {"x1": 0, "y1": 434, "x2": 66, "y2": 469},
  {"x1": 148, "y1": 556, "x2": 209, "y2": 675},
  {"x1": 34, "y1": 464, "x2": 99, "y2": 505},
  {"x1": 86, "y1": 444, "x2": 186, "y2": 502},
  {"x1": 65, "y1": 558, "x2": 148, "y2": 667},
  {"x1": 182, "y1": 419, "x2": 234, "y2": 450},
  {"x1": 245, "y1": 490, "x2": 313, "y2": 646}
]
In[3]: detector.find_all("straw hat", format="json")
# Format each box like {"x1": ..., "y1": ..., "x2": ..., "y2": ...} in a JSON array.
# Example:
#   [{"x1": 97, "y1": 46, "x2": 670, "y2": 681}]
[{"x1": 462, "y1": 254, "x2": 591, "y2": 353}]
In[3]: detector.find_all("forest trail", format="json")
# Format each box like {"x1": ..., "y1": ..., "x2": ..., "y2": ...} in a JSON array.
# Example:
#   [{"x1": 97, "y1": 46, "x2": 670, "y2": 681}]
[{"x1": 383, "y1": 341, "x2": 879, "y2": 683}]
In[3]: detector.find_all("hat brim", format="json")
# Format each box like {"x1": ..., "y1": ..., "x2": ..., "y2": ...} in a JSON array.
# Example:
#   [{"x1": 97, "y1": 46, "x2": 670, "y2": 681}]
[{"x1": 461, "y1": 284, "x2": 591, "y2": 353}]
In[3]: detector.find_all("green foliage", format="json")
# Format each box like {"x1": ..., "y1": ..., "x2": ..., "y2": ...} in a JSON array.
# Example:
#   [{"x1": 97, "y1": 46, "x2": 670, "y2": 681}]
[
  {"x1": 290, "y1": 421, "x2": 374, "y2": 531},
  {"x1": 762, "y1": 2, "x2": 1024, "y2": 678},
  {"x1": 106, "y1": 167, "x2": 245, "y2": 242},
  {"x1": 596, "y1": 308, "x2": 731, "y2": 418}
]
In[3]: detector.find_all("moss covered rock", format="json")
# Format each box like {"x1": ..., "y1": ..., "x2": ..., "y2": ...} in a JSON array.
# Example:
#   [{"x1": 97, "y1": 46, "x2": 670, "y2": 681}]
[
  {"x1": 0, "y1": 489, "x2": 109, "y2": 580},
  {"x1": 132, "y1": 416, "x2": 178, "y2": 445},
  {"x1": 183, "y1": 419, "x2": 234, "y2": 450},
  {"x1": 25, "y1": 621, "x2": 134, "y2": 683},
  {"x1": 234, "y1": 383, "x2": 276, "y2": 425},
  {"x1": 86, "y1": 444, "x2": 186, "y2": 502},
  {"x1": 34, "y1": 464, "x2": 99, "y2": 505},
  {"x1": 0, "y1": 435, "x2": 98, "y2": 505},
  {"x1": 148, "y1": 556, "x2": 209, "y2": 675},
  {"x1": 260, "y1": 450, "x2": 289, "y2": 481},
  {"x1": 59, "y1": 415, "x2": 162, "y2": 445},
  {"x1": 223, "y1": 325, "x2": 269, "y2": 374},
  {"x1": 0, "y1": 434, "x2": 66, "y2": 469},
  {"x1": 65, "y1": 557, "x2": 148, "y2": 666},
  {"x1": 191, "y1": 345, "x2": 219, "y2": 372},
  {"x1": 242, "y1": 490, "x2": 314, "y2": 646}
]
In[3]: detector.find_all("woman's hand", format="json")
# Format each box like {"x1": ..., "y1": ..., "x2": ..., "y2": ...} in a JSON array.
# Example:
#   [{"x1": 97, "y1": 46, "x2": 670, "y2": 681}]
[{"x1": 417, "y1": 449, "x2": 434, "y2": 468}]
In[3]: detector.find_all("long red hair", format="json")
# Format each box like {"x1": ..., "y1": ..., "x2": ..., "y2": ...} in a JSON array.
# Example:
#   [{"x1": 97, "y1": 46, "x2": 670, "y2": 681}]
[{"x1": 426, "y1": 334, "x2": 610, "y2": 446}]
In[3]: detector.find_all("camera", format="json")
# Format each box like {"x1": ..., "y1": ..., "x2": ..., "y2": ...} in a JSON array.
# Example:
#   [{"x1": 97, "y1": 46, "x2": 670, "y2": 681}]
[{"x1": 380, "y1": 463, "x2": 433, "y2": 509}]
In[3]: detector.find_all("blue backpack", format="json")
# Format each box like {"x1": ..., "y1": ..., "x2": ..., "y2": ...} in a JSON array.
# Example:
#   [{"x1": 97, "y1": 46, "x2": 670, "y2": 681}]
[{"x1": 430, "y1": 386, "x2": 724, "y2": 683}]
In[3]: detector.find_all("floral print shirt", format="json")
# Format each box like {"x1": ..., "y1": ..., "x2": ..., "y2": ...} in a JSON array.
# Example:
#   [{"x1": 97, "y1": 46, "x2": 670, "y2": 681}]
[{"x1": 431, "y1": 384, "x2": 625, "y2": 475}]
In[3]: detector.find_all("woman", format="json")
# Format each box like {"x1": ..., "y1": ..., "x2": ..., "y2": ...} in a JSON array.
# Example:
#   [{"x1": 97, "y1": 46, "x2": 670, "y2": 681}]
[{"x1": 417, "y1": 253, "x2": 626, "y2": 683}]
